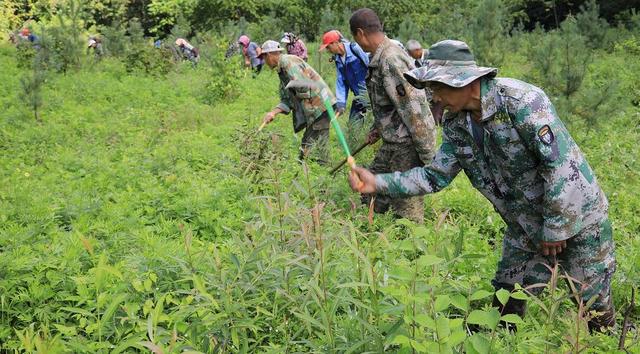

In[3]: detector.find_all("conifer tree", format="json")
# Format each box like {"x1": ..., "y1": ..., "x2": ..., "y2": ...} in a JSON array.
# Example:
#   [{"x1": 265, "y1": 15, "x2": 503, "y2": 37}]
[
  {"x1": 470, "y1": 0, "x2": 511, "y2": 67},
  {"x1": 20, "y1": 28, "x2": 47, "y2": 122}
]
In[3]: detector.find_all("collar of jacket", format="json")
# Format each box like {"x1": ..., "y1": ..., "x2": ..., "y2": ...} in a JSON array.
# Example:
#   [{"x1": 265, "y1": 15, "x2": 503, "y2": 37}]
[
  {"x1": 334, "y1": 41, "x2": 351, "y2": 60},
  {"x1": 479, "y1": 77, "x2": 502, "y2": 122},
  {"x1": 367, "y1": 37, "x2": 391, "y2": 68},
  {"x1": 277, "y1": 54, "x2": 292, "y2": 74}
]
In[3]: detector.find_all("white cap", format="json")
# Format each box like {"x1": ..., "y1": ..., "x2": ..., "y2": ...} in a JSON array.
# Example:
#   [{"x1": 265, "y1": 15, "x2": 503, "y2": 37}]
[{"x1": 406, "y1": 39, "x2": 422, "y2": 51}]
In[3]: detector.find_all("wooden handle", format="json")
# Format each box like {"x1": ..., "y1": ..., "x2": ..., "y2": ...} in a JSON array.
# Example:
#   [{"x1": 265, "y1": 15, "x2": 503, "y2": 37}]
[
  {"x1": 330, "y1": 142, "x2": 369, "y2": 175},
  {"x1": 347, "y1": 156, "x2": 364, "y2": 190},
  {"x1": 258, "y1": 121, "x2": 267, "y2": 132}
]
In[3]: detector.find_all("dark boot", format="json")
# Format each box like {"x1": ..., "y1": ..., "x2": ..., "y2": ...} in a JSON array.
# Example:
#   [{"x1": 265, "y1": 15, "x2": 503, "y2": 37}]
[{"x1": 588, "y1": 307, "x2": 616, "y2": 333}]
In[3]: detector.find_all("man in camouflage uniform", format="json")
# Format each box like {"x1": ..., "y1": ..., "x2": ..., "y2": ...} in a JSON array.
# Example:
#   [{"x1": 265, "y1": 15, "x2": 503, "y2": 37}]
[
  {"x1": 260, "y1": 40, "x2": 336, "y2": 164},
  {"x1": 349, "y1": 8, "x2": 437, "y2": 223},
  {"x1": 348, "y1": 40, "x2": 616, "y2": 331}
]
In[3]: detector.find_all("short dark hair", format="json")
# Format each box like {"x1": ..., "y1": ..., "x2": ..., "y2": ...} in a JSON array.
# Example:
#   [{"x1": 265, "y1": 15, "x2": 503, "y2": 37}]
[{"x1": 349, "y1": 8, "x2": 383, "y2": 35}]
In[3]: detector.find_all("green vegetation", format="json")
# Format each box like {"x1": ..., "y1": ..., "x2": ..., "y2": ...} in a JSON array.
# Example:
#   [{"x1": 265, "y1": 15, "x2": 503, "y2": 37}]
[{"x1": 1, "y1": 1, "x2": 639, "y2": 353}]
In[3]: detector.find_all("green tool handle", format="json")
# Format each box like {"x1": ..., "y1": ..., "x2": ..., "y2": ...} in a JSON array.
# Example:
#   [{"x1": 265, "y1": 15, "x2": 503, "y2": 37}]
[
  {"x1": 322, "y1": 98, "x2": 351, "y2": 157},
  {"x1": 320, "y1": 92, "x2": 364, "y2": 189}
]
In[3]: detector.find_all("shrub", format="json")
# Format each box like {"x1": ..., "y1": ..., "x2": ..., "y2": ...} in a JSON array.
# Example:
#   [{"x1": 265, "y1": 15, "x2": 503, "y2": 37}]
[
  {"x1": 200, "y1": 39, "x2": 242, "y2": 104},
  {"x1": 44, "y1": 0, "x2": 84, "y2": 73},
  {"x1": 124, "y1": 19, "x2": 175, "y2": 75}
]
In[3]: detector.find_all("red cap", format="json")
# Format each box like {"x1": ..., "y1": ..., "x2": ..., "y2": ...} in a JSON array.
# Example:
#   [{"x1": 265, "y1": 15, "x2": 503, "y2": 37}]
[{"x1": 319, "y1": 30, "x2": 341, "y2": 51}]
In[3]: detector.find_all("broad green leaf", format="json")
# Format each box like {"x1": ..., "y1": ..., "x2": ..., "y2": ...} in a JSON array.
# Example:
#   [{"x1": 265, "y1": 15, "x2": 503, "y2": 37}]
[
  {"x1": 53, "y1": 324, "x2": 77, "y2": 336},
  {"x1": 451, "y1": 294, "x2": 469, "y2": 311},
  {"x1": 469, "y1": 289, "x2": 493, "y2": 301},
  {"x1": 495, "y1": 288, "x2": 510, "y2": 306},
  {"x1": 390, "y1": 334, "x2": 411, "y2": 347},
  {"x1": 510, "y1": 290, "x2": 528, "y2": 300},
  {"x1": 411, "y1": 339, "x2": 427, "y2": 351},
  {"x1": 436, "y1": 316, "x2": 451, "y2": 340},
  {"x1": 389, "y1": 264, "x2": 414, "y2": 281},
  {"x1": 418, "y1": 254, "x2": 444, "y2": 268},
  {"x1": 450, "y1": 318, "x2": 464, "y2": 328},
  {"x1": 434, "y1": 294, "x2": 451, "y2": 312},
  {"x1": 466, "y1": 310, "x2": 489, "y2": 326},
  {"x1": 131, "y1": 279, "x2": 144, "y2": 292},
  {"x1": 415, "y1": 313, "x2": 436, "y2": 330},
  {"x1": 449, "y1": 330, "x2": 467, "y2": 347},
  {"x1": 486, "y1": 308, "x2": 501, "y2": 330},
  {"x1": 470, "y1": 333, "x2": 490, "y2": 354},
  {"x1": 467, "y1": 308, "x2": 500, "y2": 330},
  {"x1": 500, "y1": 314, "x2": 524, "y2": 324}
]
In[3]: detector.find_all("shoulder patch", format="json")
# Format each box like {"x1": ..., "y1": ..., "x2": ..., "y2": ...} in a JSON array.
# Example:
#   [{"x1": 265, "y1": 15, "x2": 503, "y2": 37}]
[
  {"x1": 537, "y1": 125, "x2": 554, "y2": 145},
  {"x1": 396, "y1": 84, "x2": 406, "y2": 97}
]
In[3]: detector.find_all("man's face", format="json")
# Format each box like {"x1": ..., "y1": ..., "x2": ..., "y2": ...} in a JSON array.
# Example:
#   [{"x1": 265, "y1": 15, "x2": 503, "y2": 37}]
[
  {"x1": 429, "y1": 82, "x2": 471, "y2": 113},
  {"x1": 265, "y1": 52, "x2": 279, "y2": 68},
  {"x1": 326, "y1": 41, "x2": 342, "y2": 55},
  {"x1": 351, "y1": 29, "x2": 372, "y2": 52},
  {"x1": 408, "y1": 48, "x2": 423, "y2": 60}
]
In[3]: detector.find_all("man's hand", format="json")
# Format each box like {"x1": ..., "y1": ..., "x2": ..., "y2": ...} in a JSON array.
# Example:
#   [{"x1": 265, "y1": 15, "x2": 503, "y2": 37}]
[
  {"x1": 335, "y1": 107, "x2": 345, "y2": 117},
  {"x1": 366, "y1": 129, "x2": 381, "y2": 145},
  {"x1": 348, "y1": 166, "x2": 377, "y2": 194},
  {"x1": 541, "y1": 240, "x2": 567, "y2": 256},
  {"x1": 263, "y1": 111, "x2": 277, "y2": 126}
]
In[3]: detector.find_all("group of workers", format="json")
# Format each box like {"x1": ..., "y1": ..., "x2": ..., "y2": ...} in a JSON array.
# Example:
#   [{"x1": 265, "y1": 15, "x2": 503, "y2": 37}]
[
  {"x1": 9, "y1": 27, "x2": 201, "y2": 65},
  {"x1": 249, "y1": 7, "x2": 617, "y2": 333},
  {"x1": 9, "y1": 8, "x2": 618, "y2": 333}
]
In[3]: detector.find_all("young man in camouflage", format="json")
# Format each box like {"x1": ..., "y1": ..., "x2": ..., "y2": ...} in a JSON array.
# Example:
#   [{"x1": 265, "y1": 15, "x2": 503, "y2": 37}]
[
  {"x1": 348, "y1": 39, "x2": 616, "y2": 331},
  {"x1": 260, "y1": 40, "x2": 336, "y2": 164},
  {"x1": 349, "y1": 8, "x2": 437, "y2": 223}
]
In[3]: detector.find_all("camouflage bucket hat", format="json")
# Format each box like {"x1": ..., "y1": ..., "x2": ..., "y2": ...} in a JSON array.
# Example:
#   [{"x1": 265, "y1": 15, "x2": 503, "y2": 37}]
[{"x1": 403, "y1": 40, "x2": 497, "y2": 89}]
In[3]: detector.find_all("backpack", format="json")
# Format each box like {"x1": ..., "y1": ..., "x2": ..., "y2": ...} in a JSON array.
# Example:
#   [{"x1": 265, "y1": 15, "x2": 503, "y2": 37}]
[{"x1": 349, "y1": 42, "x2": 368, "y2": 67}]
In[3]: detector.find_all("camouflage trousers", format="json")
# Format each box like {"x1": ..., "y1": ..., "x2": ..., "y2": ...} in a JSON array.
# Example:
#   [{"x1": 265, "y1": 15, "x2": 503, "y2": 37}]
[
  {"x1": 299, "y1": 114, "x2": 330, "y2": 165},
  {"x1": 492, "y1": 218, "x2": 616, "y2": 331},
  {"x1": 367, "y1": 141, "x2": 425, "y2": 223}
]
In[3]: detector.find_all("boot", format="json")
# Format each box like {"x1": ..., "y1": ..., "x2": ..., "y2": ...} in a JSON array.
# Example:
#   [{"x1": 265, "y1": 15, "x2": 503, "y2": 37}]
[{"x1": 588, "y1": 307, "x2": 616, "y2": 333}]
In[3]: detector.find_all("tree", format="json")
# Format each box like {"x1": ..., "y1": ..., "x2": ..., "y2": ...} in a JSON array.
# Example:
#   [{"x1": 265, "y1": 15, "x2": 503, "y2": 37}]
[
  {"x1": 575, "y1": 0, "x2": 609, "y2": 49},
  {"x1": 20, "y1": 27, "x2": 48, "y2": 122},
  {"x1": 46, "y1": 0, "x2": 85, "y2": 73},
  {"x1": 396, "y1": 18, "x2": 422, "y2": 44},
  {"x1": 470, "y1": 0, "x2": 512, "y2": 67}
]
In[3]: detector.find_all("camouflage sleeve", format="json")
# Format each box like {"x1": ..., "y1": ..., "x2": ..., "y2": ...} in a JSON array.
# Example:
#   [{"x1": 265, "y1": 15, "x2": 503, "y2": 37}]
[
  {"x1": 375, "y1": 132, "x2": 462, "y2": 197},
  {"x1": 277, "y1": 80, "x2": 293, "y2": 114},
  {"x1": 511, "y1": 89, "x2": 596, "y2": 242},
  {"x1": 382, "y1": 57, "x2": 437, "y2": 164}
]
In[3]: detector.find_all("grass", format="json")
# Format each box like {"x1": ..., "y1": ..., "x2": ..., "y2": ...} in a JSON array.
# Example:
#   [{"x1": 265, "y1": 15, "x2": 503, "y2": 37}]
[{"x1": 0, "y1": 39, "x2": 639, "y2": 353}]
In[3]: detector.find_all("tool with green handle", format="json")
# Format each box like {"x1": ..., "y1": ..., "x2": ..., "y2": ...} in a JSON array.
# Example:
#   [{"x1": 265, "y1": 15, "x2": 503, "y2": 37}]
[{"x1": 285, "y1": 79, "x2": 364, "y2": 188}]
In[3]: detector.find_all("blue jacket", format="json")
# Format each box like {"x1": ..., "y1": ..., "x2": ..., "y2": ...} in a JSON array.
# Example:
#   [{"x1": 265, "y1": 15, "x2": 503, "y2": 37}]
[{"x1": 333, "y1": 41, "x2": 369, "y2": 110}]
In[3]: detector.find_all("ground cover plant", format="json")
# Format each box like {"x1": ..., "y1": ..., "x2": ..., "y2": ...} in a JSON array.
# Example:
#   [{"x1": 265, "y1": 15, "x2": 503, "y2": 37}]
[{"x1": 1, "y1": 2, "x2": 639, "y2": 353}]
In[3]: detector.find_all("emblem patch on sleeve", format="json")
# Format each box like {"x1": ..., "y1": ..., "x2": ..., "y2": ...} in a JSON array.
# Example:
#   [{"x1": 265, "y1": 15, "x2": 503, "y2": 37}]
[
  {"x1": 538, "y1": 125, "x2": 554, "y2": 145},
  {"x1": 396, "y1": 84, "x2": 406, "y2": 97}
]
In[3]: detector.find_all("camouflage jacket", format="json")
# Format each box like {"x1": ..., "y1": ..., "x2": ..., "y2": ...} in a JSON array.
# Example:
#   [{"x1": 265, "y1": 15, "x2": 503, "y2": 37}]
[
  {"x1": 366, "y1": 37, "x2": 436, "y2": 163},
  {"x1": 376, "y1": 77, "x2": 608, "y2": 243},
  {"x1": 276, "y1": 54, "x2": 336, "y2": 126}
]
